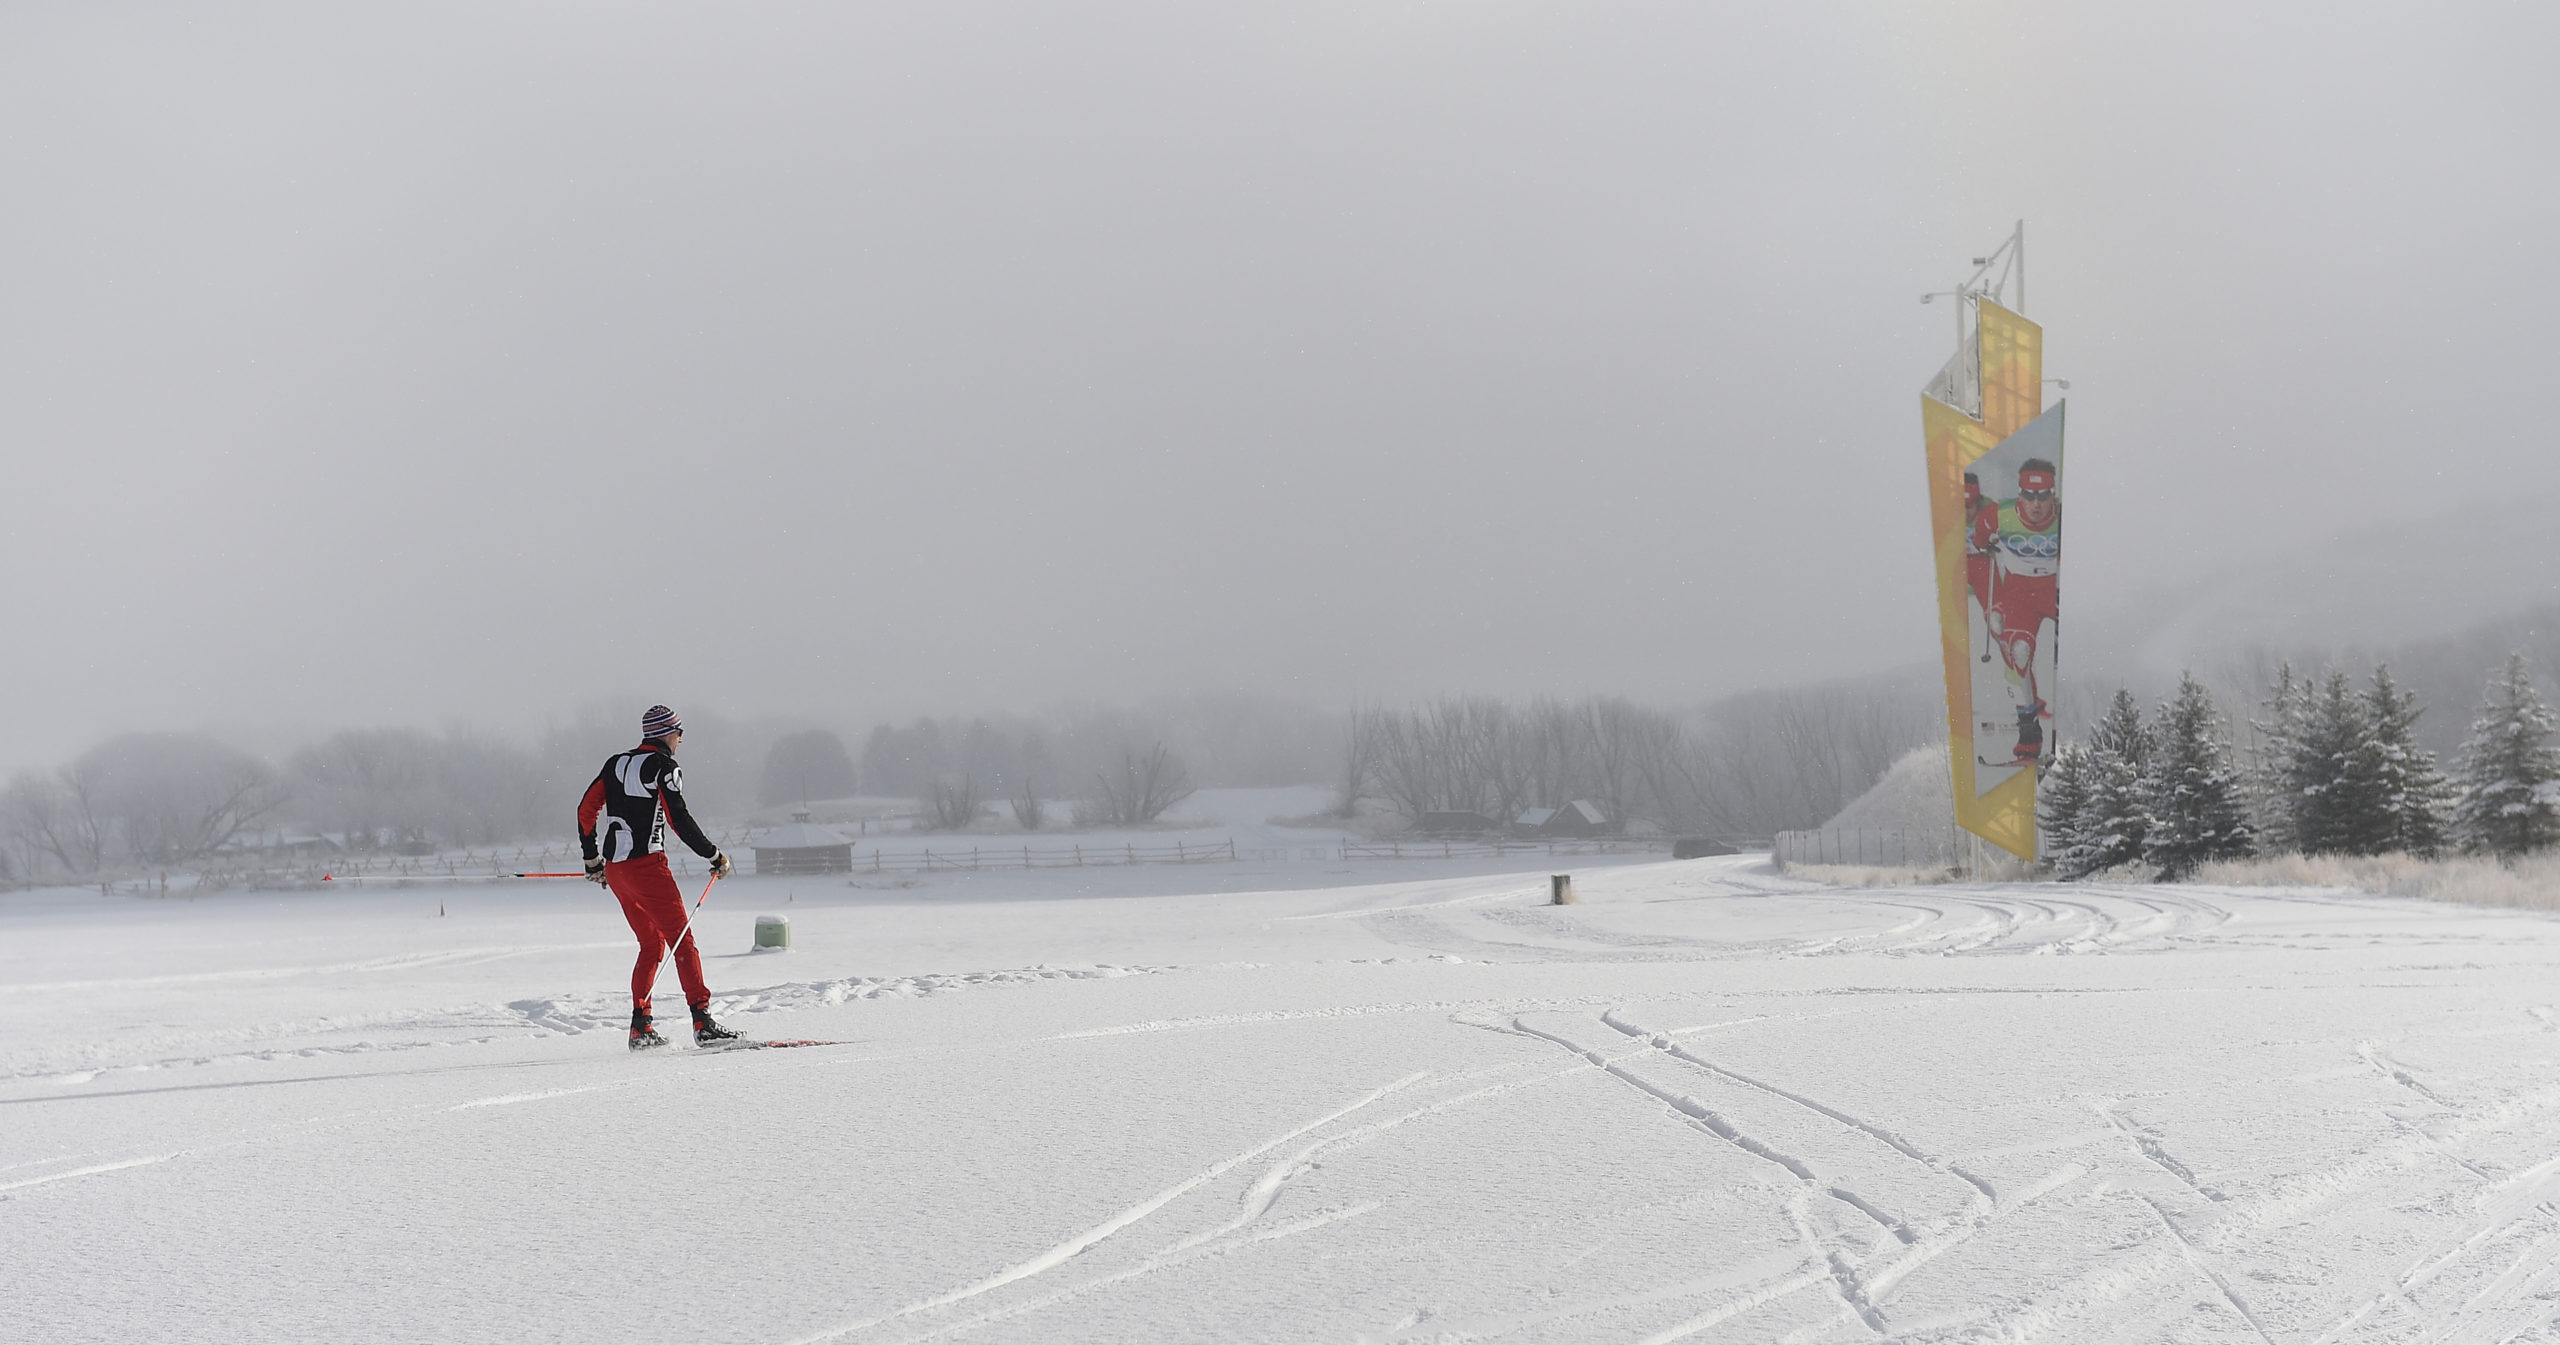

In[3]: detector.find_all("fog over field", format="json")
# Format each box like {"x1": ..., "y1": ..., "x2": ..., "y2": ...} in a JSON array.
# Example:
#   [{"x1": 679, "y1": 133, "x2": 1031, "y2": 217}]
[
  {"x1": 18, "y1": 12, "x2": 2560, "y2": 1342},
  {"x1": 4, "y1": 2, "x2": 2557, "y2": 777}
]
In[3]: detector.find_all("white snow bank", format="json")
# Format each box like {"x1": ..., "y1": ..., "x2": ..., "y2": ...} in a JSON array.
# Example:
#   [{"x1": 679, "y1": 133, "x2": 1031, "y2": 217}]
[{"x1": 1817, "y1": 744, "x2": 1954, "y2": 834}]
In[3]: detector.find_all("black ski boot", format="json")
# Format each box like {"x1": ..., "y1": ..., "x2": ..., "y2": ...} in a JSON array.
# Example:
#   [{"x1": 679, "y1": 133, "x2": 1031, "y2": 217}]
[
  {"x1": 630, "y1": 1010, "x2": 668, "y2": 1052},
  {"x1": 2014, "y1": 707, "x2": 2044, "y2": 763},
  {"x1": 693, "y1": 1007, "x2": 741, "y2": 1047}
]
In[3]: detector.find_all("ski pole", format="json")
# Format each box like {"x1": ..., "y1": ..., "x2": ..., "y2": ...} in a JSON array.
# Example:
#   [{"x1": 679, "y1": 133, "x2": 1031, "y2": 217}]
[
  {"x1": 642, "y1": 870, "x2": 723, "y2": 1009},
  {"x1": 1981, "y1": 533, "x2": 2000, "y2": 665},
  {"x1": 322, "y1": 871, "x2": 589, "y2": 882}
]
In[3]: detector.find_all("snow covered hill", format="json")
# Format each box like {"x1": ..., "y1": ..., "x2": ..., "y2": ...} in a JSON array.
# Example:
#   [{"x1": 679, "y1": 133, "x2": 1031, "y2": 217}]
[{"x1": 9, "y1": 857, "x2": 2560, "y2": 1342}]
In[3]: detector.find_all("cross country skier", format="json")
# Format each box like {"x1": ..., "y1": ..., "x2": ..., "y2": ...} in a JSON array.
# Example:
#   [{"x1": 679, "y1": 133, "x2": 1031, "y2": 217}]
[
  {"x1": 1984, "y1": 459, "x2": 2060, "y2": 763},
  {"x1": 577, "y1": 705, "x2": 740, "y2": 1050}
]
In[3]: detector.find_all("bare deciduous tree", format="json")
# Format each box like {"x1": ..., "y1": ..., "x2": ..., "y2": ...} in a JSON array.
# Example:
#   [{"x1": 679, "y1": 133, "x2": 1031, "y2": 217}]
[
  {"x1": 1659, "y1": 677, "x2": 1936, "y2": 841},
  {"x1": 92, "y1": 735, "x2": 291, "y2": 864},
  {"x1": 1010, "y1": 776, "x2": 1046, "y2": 831},
  {"x1": 1368, "y1": 696, "x2": 1527, "y2": 823},
  {"x1": 3, "y1": 769, "x2": 105, "y2": 875},
  {"x1": 1080, "y1": 744, "x2": 1195, "y2": 826},
  {"x1": 293, "y1": 730, "x2": 434, "y2": 851},
  {"x1": 1334, "y1": 705, "x2": 1383, "y2": 819},
  {"x1": 291, "y1": 729, "x2": 552, "y2": 852},
  {"x1": 923, "y1": 775, "x2": 983, "y2": 831},
  {"x1": 3, "y1": 735, "x2": 290, "y2": 874},
  {"x1": 759, "y1": 730, "x2": 857, "y2": 806}
]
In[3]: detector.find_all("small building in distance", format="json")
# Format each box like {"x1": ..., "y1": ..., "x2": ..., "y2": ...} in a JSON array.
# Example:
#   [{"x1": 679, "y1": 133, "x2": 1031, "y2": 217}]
[
  {"x1": 751, "y1": 810, "x2": 854, "y2": 875},
  {"x1": 214, "y1": 832, "x2": 345, "y2": 861},
  {"x1": 1524, "y1": 800, "x2": 1609, "y2": 838}
]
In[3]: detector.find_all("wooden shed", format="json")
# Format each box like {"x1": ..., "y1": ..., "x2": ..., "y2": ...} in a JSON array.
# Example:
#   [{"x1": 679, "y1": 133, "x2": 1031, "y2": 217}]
[{"x1": 752, "y1": 810, "x2": 854, "y2": 875}]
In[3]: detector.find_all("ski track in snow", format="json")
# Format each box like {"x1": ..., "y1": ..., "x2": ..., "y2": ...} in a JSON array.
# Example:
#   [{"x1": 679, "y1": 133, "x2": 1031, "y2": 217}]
[
  {"x1": 2136, "y1": 1189, "x2": 2282, "y2": 1344},
  {"x1": 0, "y1": 943, "x2": 629, "y2": 994},
  {"x1": 1497, "y1": 1010, "x2": 2063, "y2": 1333},
  {"x1": 782, "y1": 1071, "x2": 1437, "y2": 1344},
  {"x1": 5, "y1": 963, "x2": 1172, "y2": 1085},
  {"x1": 1356, "y1": 878, "x2": 2240, "y2": 967},
  {"x1": 1496, "y1": 988, "x2": 2560, "y2": 1341},
  {"x1": 447, "y1": 1086, "x2": 600, "y2": 1111},
  {"x1": 877, "y1": 1064, "x2": 1593, "y2": 1344},
  {"x1": 513, "y1": 962, "x2": 1173, "y2": 1036},
  {"x1": 0, "y1": 1151, "x2": 181, "y2": 1193}
]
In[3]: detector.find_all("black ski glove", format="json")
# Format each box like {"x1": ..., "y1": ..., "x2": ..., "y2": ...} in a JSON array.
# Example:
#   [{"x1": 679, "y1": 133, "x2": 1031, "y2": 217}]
[
  {"x1": 584, "y1": 854, "x2": 608, "y2": 884},
  {"x1": 709, "y1": 851, "x2": 733, "y2": 879}
]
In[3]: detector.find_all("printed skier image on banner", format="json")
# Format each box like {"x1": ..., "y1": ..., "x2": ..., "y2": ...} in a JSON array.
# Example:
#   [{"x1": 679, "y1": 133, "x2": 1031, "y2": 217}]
[{"x1": 1960, "y1": 405, "x2": 2063, "y2": 795}]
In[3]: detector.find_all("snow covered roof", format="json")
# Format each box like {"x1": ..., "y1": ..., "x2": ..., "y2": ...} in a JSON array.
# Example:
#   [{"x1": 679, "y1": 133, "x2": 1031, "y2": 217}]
[
  {"x1": 1516, "y1": 807, "x2": 1559, "y2": 827},
  {"x1": 752, "y1": 820, "x2": 852, "y2": 851},
  {"x1": 1563, "y1": 800, "x2": 1606, "y2": 825}
]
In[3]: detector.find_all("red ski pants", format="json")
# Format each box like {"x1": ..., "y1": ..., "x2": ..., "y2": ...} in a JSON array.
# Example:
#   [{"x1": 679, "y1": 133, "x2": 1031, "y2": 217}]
[{"x1": 606, "y1": 852, "x2": 707, "y2": 1015}]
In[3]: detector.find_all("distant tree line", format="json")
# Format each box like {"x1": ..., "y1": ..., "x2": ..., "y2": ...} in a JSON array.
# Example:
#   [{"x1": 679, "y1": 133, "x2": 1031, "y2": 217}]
[
  {"x1": 845, "y1": 693, "x2": 1343, "y2": 814},
  {"x1": 1342, "y1": 679, "x2": 1939, "y2": 841},
  {"x1": 290, "y1": 729, "x2": 561, "y2": 854},
  {"x1": 852, "y1": 709, "x2": 1200, "y2": 830},
  {"x1": 0, "y1": 694, "x2": 1346, "y2": 879},
  {"x1": 1, "y1": 727, "x2": 574, "y2": 879},
  {"x1": 0, "y1": 670, "x2": 1967, "y2": 880},
  {"x1": 2040, "y1": 653, "x2": 2560, "y2": 880}
]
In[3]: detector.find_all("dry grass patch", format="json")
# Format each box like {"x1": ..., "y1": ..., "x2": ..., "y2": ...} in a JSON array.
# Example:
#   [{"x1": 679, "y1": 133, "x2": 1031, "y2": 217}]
[{"x1": 2190, "y1": 852, "x2": 2560, "y2": 912}]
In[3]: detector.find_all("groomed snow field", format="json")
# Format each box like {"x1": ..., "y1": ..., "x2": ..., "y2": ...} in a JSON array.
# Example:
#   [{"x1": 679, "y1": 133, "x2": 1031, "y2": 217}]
[{"x1": 9, "y1": 841, "x2": 2560, "y2": 1342}]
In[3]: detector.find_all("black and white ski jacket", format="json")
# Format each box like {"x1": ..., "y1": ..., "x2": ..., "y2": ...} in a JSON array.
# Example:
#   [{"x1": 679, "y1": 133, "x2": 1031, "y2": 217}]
[{"x1": 577, "y1": 742, "x2": 718, "y2": 865}]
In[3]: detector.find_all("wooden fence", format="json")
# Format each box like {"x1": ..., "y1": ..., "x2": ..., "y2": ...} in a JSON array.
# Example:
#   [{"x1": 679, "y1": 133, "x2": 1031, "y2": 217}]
[
  {"x1": 1772, "y1": 828, "x2": 1964, "y2": 869},
  {"x1": 1338, "y1": 838, "x2": 1668, "y2": 862},
  {"x1": 852, "y1": 839, "x2": 1238, "y2": 873},
  {"x1": 191, "y1": 830, "x2": 762, "y2": 889}
]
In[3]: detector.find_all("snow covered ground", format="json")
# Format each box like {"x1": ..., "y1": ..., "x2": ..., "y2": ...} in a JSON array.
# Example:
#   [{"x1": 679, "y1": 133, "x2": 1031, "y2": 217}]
[{"x1": 10, "y1": 847, "x2": 2560, "y2": 1342}]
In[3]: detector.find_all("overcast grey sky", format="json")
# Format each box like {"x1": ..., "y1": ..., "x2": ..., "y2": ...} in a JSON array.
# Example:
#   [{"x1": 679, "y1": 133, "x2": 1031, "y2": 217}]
[{"x1": 4, "y1": 2, "x2": 2556, "y2": 774}]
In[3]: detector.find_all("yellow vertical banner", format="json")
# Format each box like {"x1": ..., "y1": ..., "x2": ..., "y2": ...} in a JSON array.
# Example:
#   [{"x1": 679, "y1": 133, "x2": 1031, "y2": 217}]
[
  {"x1": 1924, "y1": 301, "x2": 2057, "y2": 861},
  {"x1": 1978, "y1": 303, "x2": 2041, "y2": 441}
]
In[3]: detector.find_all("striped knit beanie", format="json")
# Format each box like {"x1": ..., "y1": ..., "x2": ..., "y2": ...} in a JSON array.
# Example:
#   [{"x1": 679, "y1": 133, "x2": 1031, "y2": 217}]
[{"x1": 641, "y1": 704, "x2": 683, "y2": 742}]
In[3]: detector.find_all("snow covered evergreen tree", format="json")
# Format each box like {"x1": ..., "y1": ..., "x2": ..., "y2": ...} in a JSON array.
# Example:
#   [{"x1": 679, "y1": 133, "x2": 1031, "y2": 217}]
[
  {"x1": 2354, "y1": 664, "x2": 2453, "y2": 857},
  {"x1": 2250, "y1": 662, "x2": 2309, "y2": 852},
  {"x1": 2076, "y1": 689, "x2": 2152, "y2": 874},
  {"x1": 2037, "y1": 743, "x2": 2099, "y2": 880},
  {"x1": 2290, "y1": 669, "x2": 2379, "y2": 854},
  {"x1": 2452, "y1": 654, "x2": 2560, "y2": 858},
  {"x1": 2090, "y1": 688, "x2": 2151, "y2": 767},
  {"x1": 2141, "y1": 673, "x2": 2255, "y2": 879}
]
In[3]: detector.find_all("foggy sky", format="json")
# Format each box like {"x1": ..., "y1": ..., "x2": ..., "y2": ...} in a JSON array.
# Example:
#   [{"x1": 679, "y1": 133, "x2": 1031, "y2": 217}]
[{"x1": 6, "y1": 2, "x2": 2557, "y2": 775}]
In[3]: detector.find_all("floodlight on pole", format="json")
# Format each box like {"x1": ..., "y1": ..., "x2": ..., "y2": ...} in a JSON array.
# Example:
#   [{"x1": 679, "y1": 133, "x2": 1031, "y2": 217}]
[{"x1": 1921, "y1": 289, "x2": 1969, "y2": 353}]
